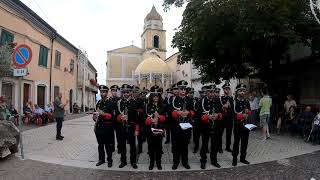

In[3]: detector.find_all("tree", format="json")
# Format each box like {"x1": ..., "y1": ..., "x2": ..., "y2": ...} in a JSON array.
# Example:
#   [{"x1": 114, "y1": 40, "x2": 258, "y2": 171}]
[
  {"x1": 0, "y1": 43, "x2": 14, "y2": 78},
  {"x1": 163, "y1": 0, "x2": 320, "y2": 84}
]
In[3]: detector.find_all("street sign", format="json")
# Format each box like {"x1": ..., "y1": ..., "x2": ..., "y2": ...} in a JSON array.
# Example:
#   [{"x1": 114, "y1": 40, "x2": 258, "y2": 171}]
[
  {"x1": 13, "y1": 68, "x2": 27, "y2": 76},
  {"x1": 12, "y1": 44, "x2": 32, "y2": 68}
]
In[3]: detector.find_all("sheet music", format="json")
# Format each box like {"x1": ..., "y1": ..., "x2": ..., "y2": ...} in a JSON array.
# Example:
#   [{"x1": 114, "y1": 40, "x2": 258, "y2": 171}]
[
  {"x1": 179, "y1": 123, "x2": 193, "y2": 130},
  {"x1": 244, "y1": 124, "x2": 257, "y2": 130}
]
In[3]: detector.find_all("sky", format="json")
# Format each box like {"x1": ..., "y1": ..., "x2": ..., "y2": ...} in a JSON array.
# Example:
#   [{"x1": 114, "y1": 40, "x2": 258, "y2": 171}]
[{"x1": 19, "y1": 0, "x2": 186, "y2": 85}]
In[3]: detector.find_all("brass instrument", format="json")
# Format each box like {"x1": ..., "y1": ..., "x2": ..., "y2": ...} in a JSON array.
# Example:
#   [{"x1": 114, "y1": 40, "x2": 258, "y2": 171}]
[
  {"x1": 181, "y1": 99, "x2": 187, "y2": 122},
  {"x1": 210, "y1": 104, "x2": 215, "y2": 130},
  {"x1": 122, "y1": 101, "x2": 128, "y2": 126}
]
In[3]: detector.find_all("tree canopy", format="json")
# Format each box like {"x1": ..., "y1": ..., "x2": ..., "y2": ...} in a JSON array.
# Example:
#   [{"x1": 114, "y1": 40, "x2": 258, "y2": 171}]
[{"x1": 163, "y1": 0, "x2": 320, "y2": 84}]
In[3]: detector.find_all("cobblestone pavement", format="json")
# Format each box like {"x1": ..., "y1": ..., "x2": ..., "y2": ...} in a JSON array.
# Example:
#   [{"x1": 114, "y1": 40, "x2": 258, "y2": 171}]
[
  {"x1": 1, "y1": 149, "x2": 320, "y2": 179},
  {"x1": 19, "y1": 112, "x2": 90, "y2": 132},
  {"x1": 17, "y1": 115, "x2": 320, "y2": 172}
]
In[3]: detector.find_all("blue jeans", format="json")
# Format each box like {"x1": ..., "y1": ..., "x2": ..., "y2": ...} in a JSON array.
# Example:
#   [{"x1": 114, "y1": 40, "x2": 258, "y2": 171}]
[{"x1": 56, "y1": 117, "x2": 63, "y2": 137}]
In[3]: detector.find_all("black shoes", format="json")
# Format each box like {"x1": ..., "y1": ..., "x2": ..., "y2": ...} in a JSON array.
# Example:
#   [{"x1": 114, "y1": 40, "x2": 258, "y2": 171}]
[
  {"x1": 172, "y1": 164, "x2": 178, "y2": 170},
  {"x1": 225, "y1": 148, "x2": 232, "y2": 153},
  {"x1": 182, "y1": 163, "x2": 191, "y2": 169},
  {"x1": 232, "y1": 158, "x2": 237, "y2": 166},
  {"x1": 56, "y1": 135, "x2": 64, "y2": 140},
  {"x1": 96, "y1": 160, "x2": 105, "y2": 166},
  {"x1": 149, "y1": 163, "x2": 154, "y2": 170},
  {"x1": 200, "y1": 162, "x2": 206, "y2": 169},
  {"x1": 240, "y1": 159, "x2": 250, "y2": 165},
  {"x1": 156, "y1": 163, "x2": 162, "y2": 170},
  {"x1": 56, "y1": 136, "x2": 63, "y2": 140},
  {"x1": 131, "y1": 163, "x2": 138, "y2": 169},
  {"x1": 119, "y1": 162, "x2": 127, "y2": 168},
  {"x1": 108, "y1": 161, "x2": 112, "y2": 168},
  {"x1": 211, "y1": 161, "x2": 221, "y2": 168}
]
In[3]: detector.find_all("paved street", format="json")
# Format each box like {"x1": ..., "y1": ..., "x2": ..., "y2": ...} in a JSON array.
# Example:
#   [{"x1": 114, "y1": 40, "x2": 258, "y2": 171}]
[{"x1": 14, "y1": 115, "x2": 320, "y2": 172}]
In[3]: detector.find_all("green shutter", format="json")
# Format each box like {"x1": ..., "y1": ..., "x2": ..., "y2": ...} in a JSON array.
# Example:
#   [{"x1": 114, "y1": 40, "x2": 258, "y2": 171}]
[
  {"x1": 38, "y1": 46, "x2": 48, "y2": 67},
  {"x1": 0, "y1": 30, "x2": 14, "y2": 46}
]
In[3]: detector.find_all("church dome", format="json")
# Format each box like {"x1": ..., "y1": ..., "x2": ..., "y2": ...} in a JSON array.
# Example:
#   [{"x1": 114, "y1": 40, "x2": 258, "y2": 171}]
[
  {"x1": 145, "y1": 6, "x2": 163, "y2": 21},
  {"x1": 135, "y1": 50, "x2": 171, "y2": 74}
]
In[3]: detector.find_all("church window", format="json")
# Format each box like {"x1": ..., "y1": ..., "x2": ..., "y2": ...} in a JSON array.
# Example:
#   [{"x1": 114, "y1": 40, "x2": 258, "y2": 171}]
[{"x1": 153, "y1": 35, "x2": 159, "y2": 48}]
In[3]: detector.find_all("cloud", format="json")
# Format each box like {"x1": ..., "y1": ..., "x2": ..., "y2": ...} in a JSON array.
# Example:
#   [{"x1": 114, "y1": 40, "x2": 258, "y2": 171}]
[{"x1": 20, "y1": 0, "x2": 185, "y2": 84}]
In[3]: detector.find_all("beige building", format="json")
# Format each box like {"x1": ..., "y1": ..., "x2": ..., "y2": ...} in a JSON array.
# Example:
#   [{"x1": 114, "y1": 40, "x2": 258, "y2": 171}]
[
  {"x1": 0, "y1": 0, "x2": 97, "y2": 113},
  {"x1": 76, "y1": 50, "x2": 98, "y2": 111},
  {"x1": 106, "y1": 6, "x2": 170, "y2": 89}
]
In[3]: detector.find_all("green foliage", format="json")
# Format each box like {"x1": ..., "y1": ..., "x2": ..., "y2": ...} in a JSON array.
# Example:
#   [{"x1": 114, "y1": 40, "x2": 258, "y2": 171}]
[
  {"x1": 0, "y1": 44, "x2": 13, "y2": 78},
  {"x1": 164, "y1": 0, "x2": 320, "y2": 83}
]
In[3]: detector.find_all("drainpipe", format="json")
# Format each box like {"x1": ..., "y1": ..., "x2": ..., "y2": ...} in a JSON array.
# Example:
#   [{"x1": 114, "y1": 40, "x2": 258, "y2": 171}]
[{"x1": 49, "y1": 32, "x2": 57, "y2": 103}]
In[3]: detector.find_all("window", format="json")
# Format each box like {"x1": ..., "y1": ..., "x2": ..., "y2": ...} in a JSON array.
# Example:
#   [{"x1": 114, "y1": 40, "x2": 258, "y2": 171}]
[
  {"x1": 153, "y1": 35, "x2": 159, "y2": 48},
  {"x1": 69, "y1": 59, "x2": 74, "y2": 73},
  {"x1": 54, "y1": 86, "x2": 59, "y2": 99},
  {"x1": 54, "y1": 50, "x2": 61, "y2": 68},
  {"x1": 0, "y1": 30, "x2": 14, "y2": 46},
  {"x1": 38, "y1": 45, "x2": 49, "y2": 67},
  {"x1": 37, "y1": 85, "x2": 46, "y2": 108}
]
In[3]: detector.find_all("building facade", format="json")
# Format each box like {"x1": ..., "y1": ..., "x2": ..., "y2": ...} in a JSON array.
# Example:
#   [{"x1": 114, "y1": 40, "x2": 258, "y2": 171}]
[
  {"x1": 106, "y1": 6, "x2": 168, "y2": 87},
  {"x1": 0, "y1": 0, "x2": 97, "y2": 113}
]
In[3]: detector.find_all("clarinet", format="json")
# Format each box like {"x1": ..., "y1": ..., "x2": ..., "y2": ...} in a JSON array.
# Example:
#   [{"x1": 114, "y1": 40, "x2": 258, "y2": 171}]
[
  {"x1": 182, "y1": 99, "x2": 187, "y2": 122},
  {"x1": 210, "y1": 103, "x2": 215, "y2": 130},
  {"x1": 122, "y1": 100, "x2": 129, "y2": 132}
]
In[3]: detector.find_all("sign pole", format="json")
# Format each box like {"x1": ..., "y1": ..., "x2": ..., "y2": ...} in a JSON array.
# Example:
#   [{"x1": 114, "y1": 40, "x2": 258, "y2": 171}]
[{"x1": 18, "y1": 76, "x2": 24, "y2": 159}]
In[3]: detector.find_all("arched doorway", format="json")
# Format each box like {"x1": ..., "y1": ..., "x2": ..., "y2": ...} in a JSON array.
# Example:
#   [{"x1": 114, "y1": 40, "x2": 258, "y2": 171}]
[{"x1": 69, "y1": 89, "x2": 73, "y2": 113}]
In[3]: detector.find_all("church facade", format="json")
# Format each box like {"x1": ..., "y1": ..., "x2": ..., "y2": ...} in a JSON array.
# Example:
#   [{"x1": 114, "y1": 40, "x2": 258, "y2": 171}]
[{"x1": 106, "y1": 6, "x2": 169, "y2": 88}]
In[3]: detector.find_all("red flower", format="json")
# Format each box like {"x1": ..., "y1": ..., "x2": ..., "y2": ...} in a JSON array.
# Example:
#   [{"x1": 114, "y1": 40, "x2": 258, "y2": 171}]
[
  {"x1": 172, "y1": 111, "x2": 179, "y2": 120},
  {"x1": 145, "y1": 117, "x2": 152, "y2": 126},
  {"x1": 159, "y1": 115, "x2": 166, "y2": 123},
  {"x1": 201, "y1": 114, "x2": 210, "y2": 123}
]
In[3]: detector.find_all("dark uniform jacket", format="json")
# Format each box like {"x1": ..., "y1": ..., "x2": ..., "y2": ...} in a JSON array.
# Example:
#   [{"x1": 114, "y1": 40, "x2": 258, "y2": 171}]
[{"x1": 95, "y1": 98, "x2": 115, "y2": 134}]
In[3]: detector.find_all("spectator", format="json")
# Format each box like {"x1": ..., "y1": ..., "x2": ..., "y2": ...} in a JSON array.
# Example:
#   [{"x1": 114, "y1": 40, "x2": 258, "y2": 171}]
[
  {"x1": 249, "y1": 91, "x2": 260, "y2": 126},
  {"x1": 0, "y1": 96, "x2": 11, "y2": 120},
  {"x1": 259, "y1": 88, "x2": 272, "y2": 141},
  {"x1": 53, "y1": 93, "x2": 68, "y2": 140},
  {"x1": 44, "y1": 103, "x2": 53, "y2": 123},
  {"x1": 309, "y1": 112, "x2": 320, "y2": 145},
  {"x1": 300, "y1": 106, "x2": 314, "y2": 140},
  {"x1": 284, "y1": 95, "x2": 297, "y2": 114},
  {"x1": 23, "y1": 101, "x2": 34, "y2": 123},
  {"x1": 34, "y1": 104, "x2": 45, "y2": 124},
  {"x1": 287, "y1": 106, "x2": 302, "y2": 136}
]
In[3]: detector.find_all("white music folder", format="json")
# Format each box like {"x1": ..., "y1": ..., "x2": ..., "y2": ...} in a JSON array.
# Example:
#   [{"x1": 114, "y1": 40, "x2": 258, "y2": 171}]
[{"x1": 179, "y1": 123, "x2": 193, "y2": 130}]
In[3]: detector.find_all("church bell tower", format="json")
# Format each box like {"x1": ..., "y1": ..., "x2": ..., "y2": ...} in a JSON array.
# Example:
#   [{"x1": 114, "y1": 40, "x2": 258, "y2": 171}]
[{"x1": 141, "y1": 6, "x2": 167, "y2": 60}]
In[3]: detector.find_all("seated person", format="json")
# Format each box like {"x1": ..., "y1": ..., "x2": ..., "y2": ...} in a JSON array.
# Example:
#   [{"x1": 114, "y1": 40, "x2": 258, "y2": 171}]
[
  {"x1": 73, "y1": 103, "x2": 80, "y2": 113},
  {"x1": 23, "y1": 101, "x2": 34, "y2": 123},
  {"x1": 44, "y1": 103, "x2": 53, "y2": 123},
  {"x1": 300, "y1": 106, "x2": 314, "y2": 139},
  {"x1": 34, "y1": 104, "x2": 45, "y2": 124},
  {"x1": 310, "y1": 113, "x2": 320, "y2": 145},
  {"x1": 0, "y1": 96, "x2": 11, "y2": 120},
  {"x1": 287, "y1": 106, "x2": 303, "y2": 136}
]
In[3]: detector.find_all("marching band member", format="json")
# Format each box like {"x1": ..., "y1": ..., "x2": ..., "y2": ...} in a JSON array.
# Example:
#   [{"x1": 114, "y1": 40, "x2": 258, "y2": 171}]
[
  {"x1": 220, "y1": 81, "x2": 234, "y2": 153},
  {"x1": 170, "y1": 80, "x2": 195, "y2": 170},
  {"x1": 197, "y1": 84, "x2": 223, "y2": 169},
  {"x1": 232, "y1": 83, "x2": 252, "y2": 166},
  {"x1": 109, "y1": 85, "x2": 121, "y2": 154},
  {"x1": 116, "y1": 84, "x2": 139, "y2": 169},
  {"x1": 145, "y1": 85, "x2": 166, "y2": 170},
  {"x1": 94, "y1": 85, "x2": 116, "y2": 167}
]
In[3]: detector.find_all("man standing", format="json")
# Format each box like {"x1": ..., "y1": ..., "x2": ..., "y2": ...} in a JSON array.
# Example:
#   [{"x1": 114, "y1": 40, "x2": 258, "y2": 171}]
[
  {"x1": 94, "y1": 85, "x2": 115, "y2": 167},
  {"x1": 116, "y1": 84, "x2": 139, "y2": 169},
  {"x1": 197, "y1": 84, "x2": 223, "y2": 169},
  {"x1": 109, "y1": 85, "x2": 121, "y2": 153},
  {"x1": 53, "y1": 93, "x2": 68, "y2": 140},
  {"x1": 220, "y1": 81, "x2": 234, "y2": 152},
  {"x1": 232, "y1": 84, "x2": 251, "y2": 166},
  {"x1": 170, "y1": 80, "x2": 195, "y2": 170},
  {"x1": 259, "y1": 88, "x2": 272, "y2": 141}
]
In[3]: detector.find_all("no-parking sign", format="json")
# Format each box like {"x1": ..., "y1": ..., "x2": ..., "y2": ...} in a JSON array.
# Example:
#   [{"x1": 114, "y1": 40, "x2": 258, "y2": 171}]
[{"x1": 12, "y1": 44, "x2": 32, "y2": 68}]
